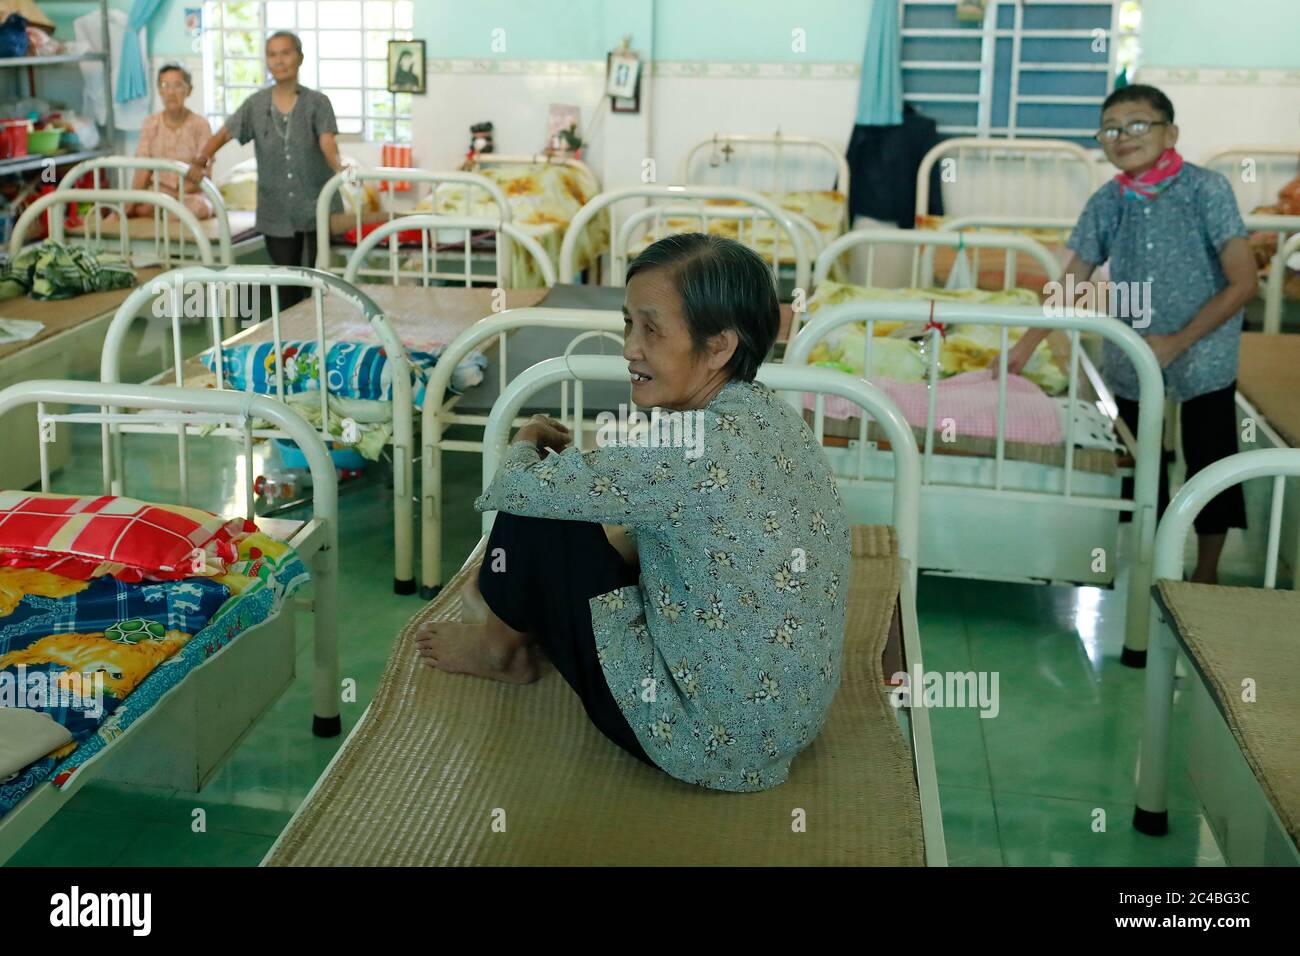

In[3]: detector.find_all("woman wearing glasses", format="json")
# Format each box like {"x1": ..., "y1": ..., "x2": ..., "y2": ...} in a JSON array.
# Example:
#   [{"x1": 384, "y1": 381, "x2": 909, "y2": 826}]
[
  {"x1": 123, "y1": 63, "x2": 215, "y2": 219},
  {"x1": 1006, "y1": 84, "x2": 1258, "y2": 591}
]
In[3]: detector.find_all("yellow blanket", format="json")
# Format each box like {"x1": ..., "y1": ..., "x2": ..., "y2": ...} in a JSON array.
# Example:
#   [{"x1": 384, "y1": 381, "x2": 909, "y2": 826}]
[{"x1": 422, "y1": 163, "x2": 609, "y2": 287}]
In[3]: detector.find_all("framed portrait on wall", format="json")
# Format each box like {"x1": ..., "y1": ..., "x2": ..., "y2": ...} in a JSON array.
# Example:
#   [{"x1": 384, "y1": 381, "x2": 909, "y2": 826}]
[
  {"x1": 607, "y1": 50, "x2": 642, "y2": 114},
  {"x1": 388, "y1": 39, "x2": 426, "y2": 94},
  {"x1": 606, "y1": 50, "x2": 640, "y2": 99}
]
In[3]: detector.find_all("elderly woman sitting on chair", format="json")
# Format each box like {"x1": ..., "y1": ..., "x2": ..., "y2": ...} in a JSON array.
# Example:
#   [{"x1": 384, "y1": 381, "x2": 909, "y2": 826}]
[{"x1": 417, "y1": 234, "x2": 851, "y2": 793}]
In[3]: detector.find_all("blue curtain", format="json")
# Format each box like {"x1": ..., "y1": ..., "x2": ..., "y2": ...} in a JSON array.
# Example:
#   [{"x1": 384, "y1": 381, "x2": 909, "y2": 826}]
[
  {"x1": 116, "y1": 0, "x2": 166, "y2": 104},
  {"x1": 855, "y1": 0, "x2": 903, "y2": 125}
]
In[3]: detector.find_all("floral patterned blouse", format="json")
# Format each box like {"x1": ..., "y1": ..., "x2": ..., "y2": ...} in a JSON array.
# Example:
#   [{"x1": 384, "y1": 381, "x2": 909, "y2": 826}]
[{"x1": 475, "y1": 378, "x2": 852, "y2": 792}]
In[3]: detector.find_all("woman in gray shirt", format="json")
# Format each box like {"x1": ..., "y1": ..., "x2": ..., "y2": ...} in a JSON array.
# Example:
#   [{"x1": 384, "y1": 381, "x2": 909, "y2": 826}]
[{"x1": 186, "y1": 30, "x2": 343, "y2": 293}]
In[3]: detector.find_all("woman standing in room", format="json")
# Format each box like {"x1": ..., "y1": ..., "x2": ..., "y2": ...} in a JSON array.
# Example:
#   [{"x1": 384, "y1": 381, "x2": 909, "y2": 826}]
[
  {"x1": 416, "y1": 234, "x2": 853, "y2": 793},
  {"x1": 185, "y1": 30, "x2": 344, "y2": 276},
  {"x1": 125, "y1": 63, "x2": 214, "y2": 219}
]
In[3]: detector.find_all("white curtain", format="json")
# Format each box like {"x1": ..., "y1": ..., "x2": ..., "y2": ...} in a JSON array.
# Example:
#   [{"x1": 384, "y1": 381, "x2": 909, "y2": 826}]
[{"x1": 75, "y1": 8, "x2": 151, "y2": 131}]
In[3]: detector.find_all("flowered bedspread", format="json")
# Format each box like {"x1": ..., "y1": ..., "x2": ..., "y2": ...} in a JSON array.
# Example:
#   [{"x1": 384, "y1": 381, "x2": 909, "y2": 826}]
[
  {"x1": 803, "y1": 280, "x2": 1068, "y2": 395},
  {"x1": 421, "y1": 162, "x2": 609, "y2": 286},
  {"x1": 628, "y1": 190, "x2": 847, "y2": 265},
  {"x1": 0, "y1": 531, "x2": 307, "y2": 818}
]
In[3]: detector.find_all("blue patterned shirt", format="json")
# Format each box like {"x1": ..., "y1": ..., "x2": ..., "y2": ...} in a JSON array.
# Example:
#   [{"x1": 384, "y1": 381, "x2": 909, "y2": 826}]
[
  {"x1": 475, "y1": 379, "x2": 852, "y2": 792},
  {"x1": 1067, "y1": 161, "x2": 1248, "y2": 401}
]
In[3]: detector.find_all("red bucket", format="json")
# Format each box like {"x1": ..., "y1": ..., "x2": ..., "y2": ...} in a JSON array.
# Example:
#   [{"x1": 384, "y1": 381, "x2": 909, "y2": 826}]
[{"x1": 0, "y1": 119, "x2": 29, "y2": 160}]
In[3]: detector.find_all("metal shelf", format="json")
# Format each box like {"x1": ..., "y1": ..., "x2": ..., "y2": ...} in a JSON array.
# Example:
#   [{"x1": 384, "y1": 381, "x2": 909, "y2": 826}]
[
  {"x1": 0, "y1": 53, "x2": 107, "y2": 68},
  {"x1": 0, "y1": 148, "x2": 111, "y2": 176}
]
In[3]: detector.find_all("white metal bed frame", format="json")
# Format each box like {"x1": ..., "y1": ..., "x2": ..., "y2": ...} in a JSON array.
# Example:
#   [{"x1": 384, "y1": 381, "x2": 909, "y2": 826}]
[
  {"x1": 558, "y1": 184, "x2": 812, "y2": 295},
  {"x1": 785, "y1": 295, "x2": 1164, "y2": 659},
  {"x1": 418, "y1": 307, "x2": 624, "y2": 597},
  {"x1": 341, "y1": 214, "x2": 556, "y2": 289},
  {"x1": 54, "y1": 156, "x2": 237, "y2": 266},
  {"x1": 0, "y1": 379, "x2": 340, "y2": 865},
  {"x1": 9, "y1": 189, "x2": 216, "y2": 267},
  {"x1": 680, "y1": 133, "x2": 851, "y2": 231},
  {"x1": 472, "y1": 151, "x2": 599, "y2": 180},
  {"x1": 816, "y1": 225, "x2": 1064, "y2": 291},
  {"x1": 1200, "y1": 145, "x2": 1300, "y2": 219},
  {"x1": 98, "y1": 265, "x2": 418, "y2": 593},
  {"x1": 313, "y1": 166, "x2": 514, "y2": 278},
  {"x1": 1134, "y1": 448, "x2": 1300, "y2": 863},
  {"x1": 914, "y1": 137, "x2": 1103, "y2": 223},
  {"x1": 475, "y1": 354, "x2": 944, "y2": 865},
  {"x1": 1244, "y1": 214, "x2": 1300, "y2": 335}
]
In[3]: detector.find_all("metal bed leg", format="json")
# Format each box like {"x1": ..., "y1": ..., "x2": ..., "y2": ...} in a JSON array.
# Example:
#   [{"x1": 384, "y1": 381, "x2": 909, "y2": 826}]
[
  {"x1": 420, "y1": 441, "x2": 443, "y2": 600},
  {"x1": 1133, "y1": 605, "x2": 1177, "y2": 835},
  {"x1": 311, "y1": 542, "x2": 342, "y2": 737}
]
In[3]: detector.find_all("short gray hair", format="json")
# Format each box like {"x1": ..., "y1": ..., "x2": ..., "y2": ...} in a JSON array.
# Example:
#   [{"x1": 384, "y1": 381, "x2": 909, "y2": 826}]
[
  {"x1": 267, "y1": 30, "x2": 303, "y2": 57},
  {"x1": 624, "y1": 233, "x2": 780, "y2": 382},
  {"x1": 157, "y1": 62, "x2": 192, "y2": 87}
]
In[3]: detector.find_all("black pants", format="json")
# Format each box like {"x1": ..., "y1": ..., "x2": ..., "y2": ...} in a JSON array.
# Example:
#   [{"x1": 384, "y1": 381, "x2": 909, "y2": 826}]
[
  {"x1": 476, "y1": 512, "x2": 654, "y2": 766},
  {"x1": 263, "y1": 231, "x2": 319, "y2": 308},
  {"x1": 1116, "y1": 382, "x2": 1247, "y2": 535}
]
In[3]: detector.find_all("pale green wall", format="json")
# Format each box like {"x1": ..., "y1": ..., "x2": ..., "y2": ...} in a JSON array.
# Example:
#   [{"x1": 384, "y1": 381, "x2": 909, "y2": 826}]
[{"x1": 1141, "y1": 0, "x2": 1300, "y2": 70}]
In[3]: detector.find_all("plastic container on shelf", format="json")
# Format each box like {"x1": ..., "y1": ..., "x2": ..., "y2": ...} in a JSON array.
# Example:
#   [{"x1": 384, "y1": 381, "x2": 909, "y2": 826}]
[
  {"x1": 0, "y1": 118, "x2": 29, "y2": 159},
  {"x1": 26, "y1": 127, "x2": 62, "y2": 154}
]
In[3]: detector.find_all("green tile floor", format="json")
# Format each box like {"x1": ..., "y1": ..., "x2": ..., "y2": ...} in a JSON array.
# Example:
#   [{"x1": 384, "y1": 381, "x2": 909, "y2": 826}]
[{"x1": 12, "y1": 309, "x2": 1282, "y2": 867}]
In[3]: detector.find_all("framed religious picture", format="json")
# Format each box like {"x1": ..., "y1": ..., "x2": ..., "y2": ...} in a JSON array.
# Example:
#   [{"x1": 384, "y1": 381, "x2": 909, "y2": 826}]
[
  {"x1": 606, "y1": 50, "x2": 640, "y2": 99},
  {"x1": 388, "y1": 39, "x2": 426, "y2": 94},
  {"x1": 607, "y1": 50, "x2": 642, "y2": 114}
]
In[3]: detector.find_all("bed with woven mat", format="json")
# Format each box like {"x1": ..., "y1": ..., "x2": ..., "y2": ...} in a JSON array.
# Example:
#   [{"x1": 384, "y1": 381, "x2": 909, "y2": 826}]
[
  {"x1": 1134, "y1": 449, "x2": 1300, "y2": 865},
  {"x1": 263, "y1": 356, "x2": 944, "y2": 867}
]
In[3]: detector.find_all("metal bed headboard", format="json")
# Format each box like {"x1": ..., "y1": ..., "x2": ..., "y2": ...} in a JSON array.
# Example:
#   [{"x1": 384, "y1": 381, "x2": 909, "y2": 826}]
[
  {"x1": 785, "y1": 297, "x2": 1164, "y2": 659},
  {"x1": 1244, "y1": 213, "x2": 1300, "y2": 335},
  {"x1": 1200, "y1": 145, "x2": 1300, "y2": 217},
  {"x1": 0, "y1": 377, "x2": 341, "y2": 736},
  {"x1": 815, "y1": 227, "x2": 1062, "y2": 291},
  {"x1": 100, "y1": 265, "x2": 416, "y2": 590},
  {"x1": 9, "y1": 189, "x2": 216, "y2": 267},
  {"x1": 471, "y1": 151, "x2": 600, "y2": 183},
  {"x1": 314, "y1": 166, "x2": 513, "y2": 272},
  {"x1": 559, "y1": 184, "x2": 812, "y2": 293},
  {"x1": 56, "y1": 156, "x2": 234, "y2": 266},
  {"x1": 914, "y1": 137, "x2": 1102, "y2": 222},
  {"x1": 419, "y1": 306, "x2": 624, "y2": 598},
  {"x1": 681, "y1": 133, "x2": 851, "y2": 230},
  {"x1": 481, "y1": 355, "x2": 921, "y2": 580},
  {"x1": 342, "y1": 214, "x2": 556, "y2": 289}
]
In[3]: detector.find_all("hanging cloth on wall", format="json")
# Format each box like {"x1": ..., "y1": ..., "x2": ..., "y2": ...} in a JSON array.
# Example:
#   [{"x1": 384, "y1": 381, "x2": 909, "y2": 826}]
[
  {"x1": 116, "y1": 0, "x2": 167, "y2": 104},
  {"x1": 854, "y1": 0, "x2": 903, "y2": 125},
  {"x1": 74, "y1": 9, "x2": 149, "y2": 131},
  {"x1": 845, "y1": 105, "x2": 944, "y2": 229}
]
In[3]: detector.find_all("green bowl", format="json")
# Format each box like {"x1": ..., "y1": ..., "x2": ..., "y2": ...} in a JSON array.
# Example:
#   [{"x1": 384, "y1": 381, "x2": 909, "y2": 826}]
[{"x1": 27, "y1": 128, "x2": 63, "y2": 154}]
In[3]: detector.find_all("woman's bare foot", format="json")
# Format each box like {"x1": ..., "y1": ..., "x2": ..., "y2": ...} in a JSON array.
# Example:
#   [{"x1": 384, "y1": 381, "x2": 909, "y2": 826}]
[{"x1": 415, "y1": 621, "x2": 539, "y2": 684}]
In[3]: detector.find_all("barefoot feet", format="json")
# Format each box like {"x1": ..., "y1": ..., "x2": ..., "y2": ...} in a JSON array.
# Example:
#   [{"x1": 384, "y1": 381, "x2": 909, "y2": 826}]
[{"x1": 415, "y1": 621, "x2": 539, "y2": 684}]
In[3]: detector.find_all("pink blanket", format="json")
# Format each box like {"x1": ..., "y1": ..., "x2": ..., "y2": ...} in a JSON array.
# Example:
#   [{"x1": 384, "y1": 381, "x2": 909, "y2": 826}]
[{"x1": 803, "y1": 370, "x2": 1063, "y2": 445}]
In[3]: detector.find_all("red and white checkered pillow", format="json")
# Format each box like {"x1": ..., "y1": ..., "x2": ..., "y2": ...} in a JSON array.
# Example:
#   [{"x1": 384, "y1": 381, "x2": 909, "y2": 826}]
[{"x1": 0, "y1": 492, "x2": 255, "y2": 582}]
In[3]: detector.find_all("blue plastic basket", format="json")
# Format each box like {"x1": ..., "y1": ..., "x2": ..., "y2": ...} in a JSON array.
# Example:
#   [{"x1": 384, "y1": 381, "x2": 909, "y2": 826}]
[{"x1": 274, "y1": 438, "x2": 366, "y2": 472}]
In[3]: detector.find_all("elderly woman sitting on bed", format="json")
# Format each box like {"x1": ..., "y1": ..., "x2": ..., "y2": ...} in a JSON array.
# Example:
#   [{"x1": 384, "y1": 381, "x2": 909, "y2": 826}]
[
  {"x1": 417, "y1": 233, "x2": 851, "y2": 793},
  {"x1": 119, "y1": 64, "x2": 215, "y2": 220}
]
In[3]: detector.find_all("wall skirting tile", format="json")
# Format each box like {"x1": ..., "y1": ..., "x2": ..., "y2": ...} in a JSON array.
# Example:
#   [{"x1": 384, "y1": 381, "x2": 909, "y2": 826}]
[{"x1": 424, "y1": 58, "x2": 859, "y2": 79}]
